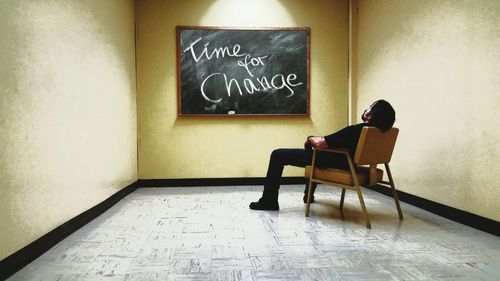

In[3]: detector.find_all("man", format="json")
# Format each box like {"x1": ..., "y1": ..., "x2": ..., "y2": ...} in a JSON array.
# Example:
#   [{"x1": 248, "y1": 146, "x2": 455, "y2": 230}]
[{"x1": 249, "y1": 100, "x2": 396, "y2": 211}]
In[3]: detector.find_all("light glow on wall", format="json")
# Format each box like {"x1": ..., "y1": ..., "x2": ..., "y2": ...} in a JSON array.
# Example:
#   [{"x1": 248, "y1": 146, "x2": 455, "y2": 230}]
[{"x1": 200, "y1": 0, "x2": 295, "y2": 26}]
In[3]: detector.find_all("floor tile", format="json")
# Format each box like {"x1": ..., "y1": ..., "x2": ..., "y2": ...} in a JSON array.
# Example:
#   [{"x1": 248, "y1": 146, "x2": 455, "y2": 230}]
[{"x1": 7, "y1": 185, "x2": 500, "y2": 281}]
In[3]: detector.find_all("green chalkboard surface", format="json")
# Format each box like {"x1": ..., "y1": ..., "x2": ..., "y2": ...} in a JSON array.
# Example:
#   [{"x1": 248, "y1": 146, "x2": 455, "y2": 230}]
[{"x1": 176, "y1": 26, "x2": 310, "y2": 116}]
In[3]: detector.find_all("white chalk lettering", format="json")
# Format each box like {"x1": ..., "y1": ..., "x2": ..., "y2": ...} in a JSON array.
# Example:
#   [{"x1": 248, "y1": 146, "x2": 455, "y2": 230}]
[
  {"x1": 256, "y1": 76, "x2": 271, "y2": 89},
  {"x1": 286, "y1": 73, "x2": 302, "y2": 87},
  {"x1": 184, "y1": 38, "x2": 304, "y2": 103},
  {"x1": 271, "y1": 74, "x2": 285, "y2": 90},
  {"x1": 223, "y1": 74, "x2": 243, "y2": 97},
  {"x1": 183, "y1": 38, "x2": 204, "y2": 62},
  {"x1": 201, "y1": 72, "x2": 223, "y2": 103},
  {"x1": 183, "y1": 37, "x2": 245, "y2": 62},
  {"x1": 200, "y1": 72, "x2": 302, "y2": 103},
  {"x1": 237, "y1": 54, "x2": 268, "y2": 77},
  {"x1": 268, "y1": 73, "x2": 300, "y2": 97},
  {"x1": 243, "y1": 78, "x2": 260, "y2": 94},
  {"x1": 285, "y1": 73, "x2": 303, "y2": 97}
]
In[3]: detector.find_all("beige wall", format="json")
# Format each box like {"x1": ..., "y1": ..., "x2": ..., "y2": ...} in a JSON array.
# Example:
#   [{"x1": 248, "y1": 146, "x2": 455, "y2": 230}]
[
  {"x1": 355, "y1": 0, "x2": 500, "y2": 221},
  {"x1": 136, "y1": 0, "x2": 349, "y2": 179},
  {"x1": 0, "y1": 0, "x2": 137, "y2": 260}
]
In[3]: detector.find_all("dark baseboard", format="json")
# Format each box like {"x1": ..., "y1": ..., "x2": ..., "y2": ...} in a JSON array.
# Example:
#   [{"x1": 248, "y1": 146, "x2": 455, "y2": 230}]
[
  {"x1": 366, "y1": 184, "x2": 500, "y2": 237},
  {"x1": 0, "y1": 181, "x2": 139, "y2": 281},
  {"x1": 137, "y1": 176, "x2": 306, "y2": 187}
]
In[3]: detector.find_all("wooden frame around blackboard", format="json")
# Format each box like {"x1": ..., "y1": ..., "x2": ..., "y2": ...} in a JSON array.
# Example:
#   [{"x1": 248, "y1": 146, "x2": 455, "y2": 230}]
[{"x1": 176, "y1": 26, "x2": 310, "y2": 116}]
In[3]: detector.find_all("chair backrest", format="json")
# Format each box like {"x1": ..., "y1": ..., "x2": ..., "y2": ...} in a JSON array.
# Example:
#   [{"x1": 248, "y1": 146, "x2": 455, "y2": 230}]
[{"x1": 353, "y1": 127, "x2": 399, "y2": 165}]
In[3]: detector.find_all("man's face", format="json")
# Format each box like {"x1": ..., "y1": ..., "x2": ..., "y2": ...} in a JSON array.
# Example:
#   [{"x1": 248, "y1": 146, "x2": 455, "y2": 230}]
[{"x1": 361, "y1": 102, "x2": 376, "y2": 122}]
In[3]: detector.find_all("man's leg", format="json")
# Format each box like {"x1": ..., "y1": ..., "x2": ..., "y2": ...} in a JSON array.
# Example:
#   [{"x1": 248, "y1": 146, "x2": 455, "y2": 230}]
[
  {"x1": 250, "y1": 148, "x2": 309, "y2": 210},
  {"x1": 262, "y1": 148, "x2": 309, "y2": 201},
  {"x1": 303, "y1": 181, "x2": 317, "y2": 203}
]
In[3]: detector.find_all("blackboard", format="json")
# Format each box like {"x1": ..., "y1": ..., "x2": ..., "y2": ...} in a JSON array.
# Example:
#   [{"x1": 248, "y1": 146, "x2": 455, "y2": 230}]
[{"x1": 176, "y1": 26, "x2": 310, "y2": 116}]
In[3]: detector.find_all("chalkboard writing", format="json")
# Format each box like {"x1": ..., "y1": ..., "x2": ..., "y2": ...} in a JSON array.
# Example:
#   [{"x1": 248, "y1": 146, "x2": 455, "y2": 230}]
[{"x1": 176, "y1": 26, "x2": 310, "y2": 116}]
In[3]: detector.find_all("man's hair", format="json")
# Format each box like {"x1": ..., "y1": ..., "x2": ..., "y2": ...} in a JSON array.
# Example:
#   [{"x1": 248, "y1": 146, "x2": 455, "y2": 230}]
[{"x1": 369, "y1": 100, "x2": 395, "y2": 132}]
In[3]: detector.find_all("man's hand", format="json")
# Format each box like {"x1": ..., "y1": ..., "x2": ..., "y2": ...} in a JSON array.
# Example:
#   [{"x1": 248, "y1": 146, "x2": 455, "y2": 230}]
[
  {"x1": 305, "y1": 136, "x2": 328, "y2": 149},
  {"x1": 304, "y1": 137, "x2": 313, "y2": 150}
]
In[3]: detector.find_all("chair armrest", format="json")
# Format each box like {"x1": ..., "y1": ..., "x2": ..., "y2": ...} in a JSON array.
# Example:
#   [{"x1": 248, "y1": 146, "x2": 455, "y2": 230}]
[
  {"x1": 315, "y1": 147, "x2": 351, "y2": 153},
  {"x1": 310, "y1": 147, "x2": 353, "y2": 167},
  {"x1": 313, "y1": 147, "x2": 352, "y2": 157},
  {"x1": 308, "y1": 147, "x2": 360, "y2": 184}
]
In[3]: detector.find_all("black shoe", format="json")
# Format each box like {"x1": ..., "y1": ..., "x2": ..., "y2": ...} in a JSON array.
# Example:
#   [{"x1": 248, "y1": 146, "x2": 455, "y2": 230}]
[
  {"x1": 303, "y1": 194, "x2": 315, "y2": 204},
  {"x1": 249, "y1": 199, "x2": 279, "y2": 211}
]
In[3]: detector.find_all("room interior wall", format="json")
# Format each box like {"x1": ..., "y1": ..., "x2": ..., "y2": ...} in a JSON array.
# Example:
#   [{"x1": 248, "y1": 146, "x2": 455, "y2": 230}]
[
  {"x1": 2, "y1": 0, "x2": 497, "y2": 266},
  {"x1": 0, "y1": 0, "x2": 138, "y2": 260},
  {"x1": 354, "y1": 0, "x2": 500, "y2": 221},
  {"x1": 136, "y1": 0, "x2": 349, "y2": 179}
]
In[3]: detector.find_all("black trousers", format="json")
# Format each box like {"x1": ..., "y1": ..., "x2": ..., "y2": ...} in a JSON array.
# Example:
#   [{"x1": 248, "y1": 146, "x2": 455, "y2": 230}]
[{"x1": 261, "y1": 148, "x2": 349, "y2": 202}]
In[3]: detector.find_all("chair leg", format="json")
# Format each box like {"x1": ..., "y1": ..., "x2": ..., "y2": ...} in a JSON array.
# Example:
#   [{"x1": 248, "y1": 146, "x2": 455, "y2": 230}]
[
  {"x1": 346, "y1": 155, "x2": 370, "y2": 228},
  {"x1": 385, "y1": 163, "x2": 403, "y2": 220},
  {"x1": 355, "y1": 186, "x2": 371, "y2": 229},
  {"x1": 305, "y1": 179, "x2": 314, "y2": 217},
  {"x1": 340, "y1": 188, "x2": 346, "y2": 209}
]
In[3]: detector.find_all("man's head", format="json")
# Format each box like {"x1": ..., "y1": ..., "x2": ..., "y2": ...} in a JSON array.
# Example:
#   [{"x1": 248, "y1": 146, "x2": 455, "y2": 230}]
[{"x1": 362, "y1": 100, "x2": 395, "y2": 132}]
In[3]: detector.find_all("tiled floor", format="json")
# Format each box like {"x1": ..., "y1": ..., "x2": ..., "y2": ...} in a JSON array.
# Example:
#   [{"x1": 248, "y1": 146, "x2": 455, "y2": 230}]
[{"x1": 8, "y1": 185, "x2": 500, "y2": 281}]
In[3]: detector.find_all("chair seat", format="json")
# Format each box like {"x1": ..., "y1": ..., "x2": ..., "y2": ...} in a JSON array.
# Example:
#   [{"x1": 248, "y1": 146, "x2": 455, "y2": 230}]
[{"x1": 304, "y1": 165, "x2": 383, "y2": 186}]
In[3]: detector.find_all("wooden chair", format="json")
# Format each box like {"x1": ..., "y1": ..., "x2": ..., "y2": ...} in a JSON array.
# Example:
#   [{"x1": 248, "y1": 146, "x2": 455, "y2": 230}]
[{"x1": 304, "y1": 127, "x2": 403, "y2": 228}]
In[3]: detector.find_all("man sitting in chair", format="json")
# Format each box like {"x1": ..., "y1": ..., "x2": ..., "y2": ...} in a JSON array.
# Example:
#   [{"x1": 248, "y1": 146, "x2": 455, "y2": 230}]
[{"x1": 249, "y1": 100, "x2": 396, "y2": 211}]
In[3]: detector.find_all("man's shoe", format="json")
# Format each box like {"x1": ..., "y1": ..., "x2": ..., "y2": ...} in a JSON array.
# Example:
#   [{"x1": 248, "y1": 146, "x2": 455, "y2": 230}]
[
  {"x1": 249, "y1": 199, "x2": 279, "y2": 211},
  {"x1": 303, "y1": 194, "x2": 315, "y2": 204}
]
